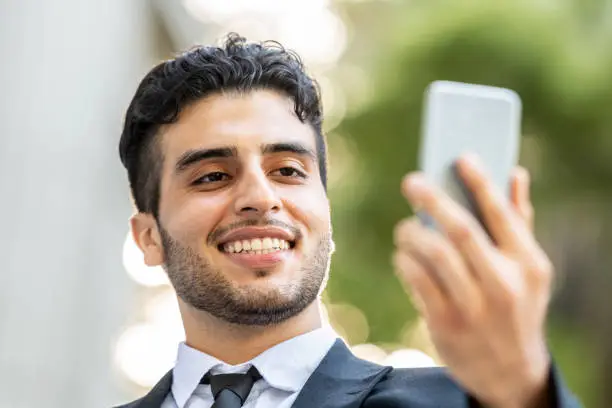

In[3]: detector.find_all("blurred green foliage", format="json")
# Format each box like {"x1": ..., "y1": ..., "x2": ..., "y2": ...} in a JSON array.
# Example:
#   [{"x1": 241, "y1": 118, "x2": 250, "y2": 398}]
[{"x1": 326, "y1": 1, "x2": 612, "y2": 406}]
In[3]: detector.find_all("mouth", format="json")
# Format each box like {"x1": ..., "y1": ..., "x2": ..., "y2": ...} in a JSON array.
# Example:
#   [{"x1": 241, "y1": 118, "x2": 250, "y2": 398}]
[
  {"x1": 215, "y1": 227, "x2": 299, "y2": 269},
  {"x1": 217, "y1": 237, "x2": 297, "y2": 255}
]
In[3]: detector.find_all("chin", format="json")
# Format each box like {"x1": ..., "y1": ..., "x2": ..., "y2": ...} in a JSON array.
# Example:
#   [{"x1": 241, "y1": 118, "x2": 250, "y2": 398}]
[{"x1": 232, "y1": 269, "x2": 299, "y2": 293}]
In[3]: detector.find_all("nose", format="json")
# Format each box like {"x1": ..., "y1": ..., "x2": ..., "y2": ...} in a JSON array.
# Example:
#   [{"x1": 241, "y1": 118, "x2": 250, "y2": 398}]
[{"x1": 233, "y1": 168, "x2": 282, "y2": 216}]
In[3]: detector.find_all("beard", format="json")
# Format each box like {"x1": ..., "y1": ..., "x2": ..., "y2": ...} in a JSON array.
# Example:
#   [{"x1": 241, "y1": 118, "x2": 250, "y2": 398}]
[{"x1": 158, "y1": 225, "x2": 332, "y2": 326}]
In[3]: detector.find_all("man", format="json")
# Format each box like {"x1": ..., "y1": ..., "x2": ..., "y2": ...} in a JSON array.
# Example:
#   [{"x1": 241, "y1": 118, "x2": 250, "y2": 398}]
[{"x1": 115, "y1": 34, "x2": 581, "y2": 407}]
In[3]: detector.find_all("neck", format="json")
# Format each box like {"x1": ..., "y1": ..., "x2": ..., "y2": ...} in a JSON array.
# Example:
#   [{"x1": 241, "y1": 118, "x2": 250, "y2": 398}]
[{"x1": 178, "y1": 300, "x2": 324, "y2": 365}]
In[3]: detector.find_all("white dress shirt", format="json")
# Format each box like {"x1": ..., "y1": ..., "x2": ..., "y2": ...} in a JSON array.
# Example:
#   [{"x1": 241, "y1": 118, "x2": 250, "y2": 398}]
[{"x1": 161, "y1": 326, "x2": 338, "y2": 408}]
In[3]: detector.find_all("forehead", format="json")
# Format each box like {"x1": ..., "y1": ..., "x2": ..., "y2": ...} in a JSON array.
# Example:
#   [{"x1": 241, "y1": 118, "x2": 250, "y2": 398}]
[{"x1": 159, "y1": 90, "x2": 317, "y2": 160}]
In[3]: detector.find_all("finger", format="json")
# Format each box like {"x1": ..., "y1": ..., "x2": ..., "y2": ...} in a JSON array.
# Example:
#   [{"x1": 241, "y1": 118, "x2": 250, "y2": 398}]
[
  {"x1": 510, "y1": 166, "x2": 534, "y2": 231},
  {"x1": 454, "y1": 154, "x2": 536, "y2": 254},
  {"x1": 506, "y1": 168, "x2": 553, "y2": 291},
  {"x1": 393, "y1": 250, "x2": 446, "y2": 321},
  {"x1": 400, "y1": 173, "x2": 544, "y2": 303},
  {"x1": 401, "y1": 174, "x2": 499, "y2": 280},
  {"x1": 395, "y1": 219, "x2": 482, "y2": 318}
]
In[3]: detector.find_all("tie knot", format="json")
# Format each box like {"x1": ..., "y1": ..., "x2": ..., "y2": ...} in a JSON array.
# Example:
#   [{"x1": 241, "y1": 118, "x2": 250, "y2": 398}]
[{"x1": 201, "y1": 366, "x2": 262, "y2": 406}]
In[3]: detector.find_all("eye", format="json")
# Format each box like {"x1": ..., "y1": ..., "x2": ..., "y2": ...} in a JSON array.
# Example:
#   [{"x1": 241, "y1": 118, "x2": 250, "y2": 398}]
[
  {"x1": 271, "y1": 167, "x2": 307, "y2": 178},
  {"x1": 193, "y1": 171, "x2": 231, "y2": 185}
]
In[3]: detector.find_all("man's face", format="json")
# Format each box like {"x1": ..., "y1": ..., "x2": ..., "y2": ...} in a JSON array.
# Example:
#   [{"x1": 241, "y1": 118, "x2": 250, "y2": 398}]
[{"x1": 134, "y1": 90, "x2": 332, "y2": 326}]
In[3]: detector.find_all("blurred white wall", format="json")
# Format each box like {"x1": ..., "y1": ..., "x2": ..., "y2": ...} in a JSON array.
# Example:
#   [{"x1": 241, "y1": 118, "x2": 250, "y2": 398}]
[
  {"x1": 0, "y1": 0, "x2": 160, "y2": 406},
  {"x1": 0, "y1": 1, "x2": 352, "y2": 405}
]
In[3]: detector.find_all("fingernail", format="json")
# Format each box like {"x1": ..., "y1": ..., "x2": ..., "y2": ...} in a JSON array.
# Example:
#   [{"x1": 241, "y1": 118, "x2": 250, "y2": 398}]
[
  {"x1": 517, "y1": 167, "x2": 530, "y2": 184},
  {"x1": 403, "y1": 175, "x2": 426, "y2": 211},
  {"x1": 461, "y1": 152, "x2": 482, "y2": 169},
  {"x1": 403, "y1": 173, "x2": 424, "y2": 194},
  {"x1": 405, "y1": 174, "x2": 426, "y2": 193}
]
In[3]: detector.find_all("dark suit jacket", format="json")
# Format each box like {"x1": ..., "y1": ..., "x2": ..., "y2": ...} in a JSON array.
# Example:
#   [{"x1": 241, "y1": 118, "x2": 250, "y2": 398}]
[{"x1": 114, "y1": 339, "x2": 582, "y2": 408}]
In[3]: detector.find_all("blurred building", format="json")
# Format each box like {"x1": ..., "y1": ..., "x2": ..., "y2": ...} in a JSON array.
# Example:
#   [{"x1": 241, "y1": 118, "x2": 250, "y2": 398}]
[
  {"x1": 0, "y1": 1, "x2": 351, "y2": 406},
  {"x1": 0, "y1": 0, "x2": 159, "y2": 406}
]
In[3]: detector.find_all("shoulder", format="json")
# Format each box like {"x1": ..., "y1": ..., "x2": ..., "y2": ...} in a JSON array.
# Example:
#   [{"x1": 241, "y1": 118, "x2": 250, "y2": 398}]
[
  {"x1": 363, "y1": 366, "x2": 470, "y2": 407},
  {"x1": 110, "y1": 369, "x2": 174, "y2": 408}
]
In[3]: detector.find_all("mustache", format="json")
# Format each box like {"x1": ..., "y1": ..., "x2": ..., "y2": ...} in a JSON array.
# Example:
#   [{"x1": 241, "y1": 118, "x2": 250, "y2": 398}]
[{"x1": 207, "y1": 218, "x2": 302, "y2": 246}]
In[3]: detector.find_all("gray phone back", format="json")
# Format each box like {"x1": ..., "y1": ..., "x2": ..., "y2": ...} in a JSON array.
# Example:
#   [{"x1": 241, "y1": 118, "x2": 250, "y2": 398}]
[{"x1": 418, "y1": 81, "x2": 522, "y2": 229}]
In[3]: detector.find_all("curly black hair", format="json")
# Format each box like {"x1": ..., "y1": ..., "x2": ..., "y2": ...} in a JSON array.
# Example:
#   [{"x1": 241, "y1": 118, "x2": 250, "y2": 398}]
[{"x1": 119, "y1": 33, "x2": 326, "y2": 217}]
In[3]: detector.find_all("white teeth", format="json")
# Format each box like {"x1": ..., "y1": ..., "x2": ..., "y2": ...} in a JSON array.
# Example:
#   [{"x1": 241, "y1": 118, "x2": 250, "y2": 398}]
[
  {"x1": 251, "y1": 239, "x2": 262, "y2": 251},
  {"x1": 262, "y1": 238, "x2": 273, "y2": 250},
  {"x1": 223, "y1": 237, "x2": 291, "y2": 253}
]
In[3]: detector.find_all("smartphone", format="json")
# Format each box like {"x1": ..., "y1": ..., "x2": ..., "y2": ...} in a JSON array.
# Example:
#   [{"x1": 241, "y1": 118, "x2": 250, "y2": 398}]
[{"x1": 417, "y1": 80, "x2": 522, "y2": 229}]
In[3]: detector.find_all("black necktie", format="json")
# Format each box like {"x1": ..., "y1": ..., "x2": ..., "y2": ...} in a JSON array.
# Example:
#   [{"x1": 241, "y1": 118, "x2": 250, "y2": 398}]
[{"x1": 200, "y1": 366, "x2": 262, "y2": 408}]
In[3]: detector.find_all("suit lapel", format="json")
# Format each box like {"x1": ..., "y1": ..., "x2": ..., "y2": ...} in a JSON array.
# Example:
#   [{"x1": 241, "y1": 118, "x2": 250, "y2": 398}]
[
  {"x1": 134, "y1": 369, "x2": 173, "y2": 408},
  {"x1": 131, "y1": 339, "x2": 391, "y2": 408},
  {"x1": 292, "y1": 339, "x2": 392, "y2": 408}
]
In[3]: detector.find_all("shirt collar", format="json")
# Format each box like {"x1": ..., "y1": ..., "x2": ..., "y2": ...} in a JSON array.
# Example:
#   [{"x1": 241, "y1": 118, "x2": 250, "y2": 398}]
[
  {"x1": 171, "y1": 325, "x2": 338, "y2": 408},
  {"x1": 251, "y1": 324, "x2": 337, "y2": 393}
]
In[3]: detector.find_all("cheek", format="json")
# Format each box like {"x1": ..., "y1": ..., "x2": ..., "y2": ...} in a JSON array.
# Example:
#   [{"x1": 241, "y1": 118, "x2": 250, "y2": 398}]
[
  {"x1": 165, "y1": 194, "x2": 229, "y2": 243},
  {"x1": 284, "y1": 187, "x2": 330, "y2": 233}
]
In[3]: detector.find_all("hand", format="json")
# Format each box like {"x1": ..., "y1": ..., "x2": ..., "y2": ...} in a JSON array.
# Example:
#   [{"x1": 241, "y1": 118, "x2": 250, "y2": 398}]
[{"x1": 393, "y1": 154, "x2": 552, "y2": 408}]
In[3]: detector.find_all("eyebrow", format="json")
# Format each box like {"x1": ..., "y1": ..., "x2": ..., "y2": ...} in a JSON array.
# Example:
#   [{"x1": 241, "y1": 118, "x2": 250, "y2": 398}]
[
  {"x1": 261, "y1": 142, "x2": 317, "y2": 162},
  {"x1": 174, "y1": 142, "x2": 317, "y2": 174},
  {"x1": 175, "y1": 147, "x2": 236, "y2": 174}
]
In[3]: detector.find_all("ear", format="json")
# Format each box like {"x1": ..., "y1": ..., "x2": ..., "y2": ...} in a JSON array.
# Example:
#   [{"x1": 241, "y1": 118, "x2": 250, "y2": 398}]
[{"x1": 130, "y1": 213, "x2": 164, "y2": 267}]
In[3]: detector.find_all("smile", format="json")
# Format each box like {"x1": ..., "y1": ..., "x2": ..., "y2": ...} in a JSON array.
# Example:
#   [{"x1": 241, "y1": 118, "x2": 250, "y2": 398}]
[
  {"x1": 221, "y1": 237, "x2": 294, "y2": 254},
  {"x1": 216, "y1": 227, "x2": 299, "y2": 269}
]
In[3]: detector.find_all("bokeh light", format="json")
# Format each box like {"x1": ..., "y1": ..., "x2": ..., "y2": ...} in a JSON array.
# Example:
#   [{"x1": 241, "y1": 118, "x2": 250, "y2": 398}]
[
  {"x1": 326, "y1": 133, "x2": 362, "y2": 195},
  {"x1": 145, "y1": 289, "x2": 183, "y2": 331},
  {"x1": 318, "y1": 75, "x2": 348, "y2": 133},
  {"x1": 183, "y1": 0, "x2": 347, "y2": 67},
  {"x1": 335, "y1": 64, "x2": 375, "y2": 116},
  {"x1": 384, "y1": 349, "x2": 437, "y2": 368},
  {"x1": 213, "y1": 17, "x2": 272, "y2": 42},
  {"x1": 326, "y1": 303, "x2": 370, "y2": 345},
  {"x1": 184, "y1": 0, "x2": 332, "y2": 24},
  {"x1": 351, "y1": 343, "x2": 388, "y2": 363},
  {"x1": 276, "y1": 8, "x2": 347, "y2": 67},
  {"x1": 114, "y1": 322, "x2": 182, "y2": 388},
  {"x1": 400, "y1": 318, "x2": 440, "y2": 363}
]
